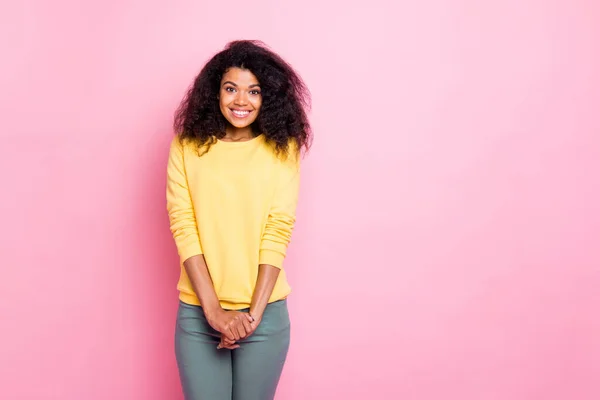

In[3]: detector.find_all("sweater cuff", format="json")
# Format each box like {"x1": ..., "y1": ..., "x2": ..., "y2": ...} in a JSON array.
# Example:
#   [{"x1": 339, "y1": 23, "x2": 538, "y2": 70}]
[
  {"x1": 179, "y1": 243, "x2": 203, "y2": 264},
  {"x1": 258, "y1": 249, "x2": 285, "y2": 269}
]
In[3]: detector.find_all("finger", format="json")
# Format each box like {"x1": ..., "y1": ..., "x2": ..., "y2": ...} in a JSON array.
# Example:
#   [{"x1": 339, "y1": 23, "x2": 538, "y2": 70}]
[
  {"x1": 223, "y1": 337, "x2": 236, "y2": 345},
  {"x1": 218, "y1": 336, "x2": 233, "y2": 350},
  {"x1": 226, "y1": 340, "x2": 240, "y2": 349},
  {"x1": 229, "y1": 324, "x2": 241, "y2": 341},
  {"x1": 245, "y1": 313, "x2": 254, "y2": 323},
  {"x1": 234, "y1": 315, "x2": 249, "y2": 335},
  {"x1": 250, "y1": 323, "x2": 259, "y2": 336},
  {"x1": 221, "y1": 326, "x2": 235, "y2": 341},
  {"x1": 219, "y1": 337, "x2": 238, "y2": 350},
  {"x1": 241, "y1": 317, "x2": 252, "y2": 336},
  {"x1": 236, "y1": 323, "x2": 248, "y2": 339}
]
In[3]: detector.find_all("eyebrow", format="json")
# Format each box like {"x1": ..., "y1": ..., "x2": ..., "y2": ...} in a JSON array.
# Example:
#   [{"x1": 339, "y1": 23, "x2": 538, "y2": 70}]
[{"x1": 222, "y1": 81, "x2": 261, "y2": 88}]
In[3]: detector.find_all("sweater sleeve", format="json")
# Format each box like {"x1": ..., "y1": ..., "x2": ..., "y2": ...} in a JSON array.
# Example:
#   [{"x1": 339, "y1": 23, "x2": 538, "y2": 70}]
[
  {"x1": 166, "y1": 137, "x2": 203, "y2": 262},
  {"x1": 258, "y1": 151, "x2": 301, "y2": 269}
]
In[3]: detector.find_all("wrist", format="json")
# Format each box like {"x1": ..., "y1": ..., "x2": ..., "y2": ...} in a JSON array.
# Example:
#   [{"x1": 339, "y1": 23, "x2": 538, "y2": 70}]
[
  {"x1": 203, "y1": 304, "x2": 223, "y2": 321},
  {"x1": 248, "y1": 308, "x2": 263, "y2": 322}
]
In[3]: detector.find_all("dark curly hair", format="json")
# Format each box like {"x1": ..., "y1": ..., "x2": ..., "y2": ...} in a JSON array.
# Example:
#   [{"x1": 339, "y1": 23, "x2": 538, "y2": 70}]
[{"x1": 174, "y1": 40, "x2": 312, "y2": 157}]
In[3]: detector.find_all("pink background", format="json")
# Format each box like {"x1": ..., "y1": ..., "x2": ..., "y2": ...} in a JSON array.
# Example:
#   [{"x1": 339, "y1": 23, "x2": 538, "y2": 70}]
[{"x1": 1, "y1": 0, "x2": 599, "y2": 399}]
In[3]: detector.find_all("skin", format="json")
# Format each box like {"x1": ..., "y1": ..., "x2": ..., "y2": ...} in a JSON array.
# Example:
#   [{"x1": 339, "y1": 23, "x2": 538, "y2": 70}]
[
  {"x1": 187, "y1": 67, "x2": 282, "y2": 350},
  {"x1": 183, "y1": 255, "x2": 253, "y2": 344},
  {"x1": 219, "y1": 264, "x2": 281, "y2": 349},
  {"x1": 218, "y1": 67, "x2": 262, "y2": 142}
]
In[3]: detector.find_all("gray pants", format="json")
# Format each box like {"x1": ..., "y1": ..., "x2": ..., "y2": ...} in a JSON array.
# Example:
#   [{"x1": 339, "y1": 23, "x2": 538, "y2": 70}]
[{"x1": 175, "y1": 299, "x2": 291, "y2": 400}]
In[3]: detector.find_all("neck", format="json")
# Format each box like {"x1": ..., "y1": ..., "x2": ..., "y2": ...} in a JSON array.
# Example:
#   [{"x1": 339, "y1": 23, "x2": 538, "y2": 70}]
[{"x1": 224, "y1": 125, "x2": 254, "y2": 141}]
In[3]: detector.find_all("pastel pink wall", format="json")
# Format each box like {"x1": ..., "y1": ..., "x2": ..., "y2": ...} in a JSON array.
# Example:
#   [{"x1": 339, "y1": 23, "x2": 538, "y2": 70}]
[{"x1": 1, "y1": 0, "x2": 598, "y2": 398}]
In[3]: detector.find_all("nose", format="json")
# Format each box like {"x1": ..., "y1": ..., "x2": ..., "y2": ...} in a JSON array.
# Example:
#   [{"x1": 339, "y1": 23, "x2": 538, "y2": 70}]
[{"x1": 234, "y1": 91, "x2": 248, "y2": 106}]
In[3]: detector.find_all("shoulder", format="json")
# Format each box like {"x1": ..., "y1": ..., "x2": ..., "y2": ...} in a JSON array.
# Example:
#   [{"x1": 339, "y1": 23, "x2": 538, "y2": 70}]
[
  {"x1": 170, "y1": 135, "x2": 211, "y2": 158},
  {"x1": 169, "y1": 135, "x2": 188, "y2": 152},
  {"x1": 265, "y1": 138, "x2": 301, "y2": 164},
  {"x1": 284, "y1": 139, "x2": 301, "y2": 168},
  {"x1": 273, "y1": 139, "x2": 301, "y2": 178}
]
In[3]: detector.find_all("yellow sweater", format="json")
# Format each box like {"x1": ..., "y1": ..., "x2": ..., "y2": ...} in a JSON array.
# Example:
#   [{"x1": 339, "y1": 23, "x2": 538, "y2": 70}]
[{"x1": 166, "y1": 134, "x2": 300, "y2": 309}]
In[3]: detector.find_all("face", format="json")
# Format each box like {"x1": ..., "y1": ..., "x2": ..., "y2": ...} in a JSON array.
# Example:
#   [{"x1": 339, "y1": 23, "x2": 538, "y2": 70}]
[{"x1": 219, "y1": 67, "x2": 262, "y2": 130}]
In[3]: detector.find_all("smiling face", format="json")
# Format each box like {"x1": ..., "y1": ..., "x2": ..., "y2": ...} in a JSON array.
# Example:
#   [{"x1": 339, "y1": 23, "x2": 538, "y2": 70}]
[{"x1": 219, "y1": 67, "x2": 262, "y2": 133}]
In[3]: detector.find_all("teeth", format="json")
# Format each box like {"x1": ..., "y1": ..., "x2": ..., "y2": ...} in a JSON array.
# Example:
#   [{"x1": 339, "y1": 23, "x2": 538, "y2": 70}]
[{"x1": 232, "y1": 110, "x2": 250, "y2": 117}]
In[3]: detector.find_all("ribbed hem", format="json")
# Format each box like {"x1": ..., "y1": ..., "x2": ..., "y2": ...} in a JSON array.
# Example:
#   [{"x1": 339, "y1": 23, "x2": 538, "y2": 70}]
[
  {"x1": 178, "y1": 288, "x2": 291, "y2": 311},
  {"x1": 179, "y1": 291, "x2": 250, "y2": 310}
]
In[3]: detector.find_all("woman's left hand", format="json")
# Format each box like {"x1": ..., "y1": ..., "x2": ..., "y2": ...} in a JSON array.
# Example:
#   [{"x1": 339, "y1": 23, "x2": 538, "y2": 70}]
[{"x1": 217, "y1": 314, "x2": 261, "y2": 350}]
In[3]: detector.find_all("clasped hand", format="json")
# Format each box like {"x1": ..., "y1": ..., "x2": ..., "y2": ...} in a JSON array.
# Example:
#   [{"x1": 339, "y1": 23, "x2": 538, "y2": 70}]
[{"x1": 207, "y1": 309, "x2": 260, "y2": 350}]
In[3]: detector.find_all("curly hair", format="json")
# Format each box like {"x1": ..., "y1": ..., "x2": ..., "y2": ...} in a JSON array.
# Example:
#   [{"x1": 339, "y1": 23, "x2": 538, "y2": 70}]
[{"x1": 174, "y1": 40, "x2": 312, "y2": 157}]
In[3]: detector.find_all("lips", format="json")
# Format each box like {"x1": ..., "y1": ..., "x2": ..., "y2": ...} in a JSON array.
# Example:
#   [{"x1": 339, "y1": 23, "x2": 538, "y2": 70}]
[{"x1": 231, "y1": 109, "x2": 251, "y2": 118}]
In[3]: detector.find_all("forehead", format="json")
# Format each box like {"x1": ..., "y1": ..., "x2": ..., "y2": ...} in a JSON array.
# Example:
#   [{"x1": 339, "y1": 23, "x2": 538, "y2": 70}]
[{"x1": 221, "y1": 67, "x2": 260, "y2": 86}]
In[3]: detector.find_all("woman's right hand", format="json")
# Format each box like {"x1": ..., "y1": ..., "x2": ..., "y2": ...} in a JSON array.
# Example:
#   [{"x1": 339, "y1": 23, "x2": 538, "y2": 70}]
[
  {"x1": 218, "y1": 314, "x2": 260, "y2": 350},
  {"x1": 206, "y1": 309, "x2": 254, "y2": 342}
]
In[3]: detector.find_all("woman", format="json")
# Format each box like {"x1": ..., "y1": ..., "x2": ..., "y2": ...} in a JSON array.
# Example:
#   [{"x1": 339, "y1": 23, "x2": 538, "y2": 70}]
[{"x1": 166, "y1": 40, "x2": 312, "y2": 400}]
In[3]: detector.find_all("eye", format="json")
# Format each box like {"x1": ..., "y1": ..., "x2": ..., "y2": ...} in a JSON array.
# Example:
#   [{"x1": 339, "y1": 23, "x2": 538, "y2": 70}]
[
  {"x1": 225, "y1": 87, "x2": 236, "y2": 93},
  {"x1": 250, "y1": 89, "x2": 261, "y2": 95}
]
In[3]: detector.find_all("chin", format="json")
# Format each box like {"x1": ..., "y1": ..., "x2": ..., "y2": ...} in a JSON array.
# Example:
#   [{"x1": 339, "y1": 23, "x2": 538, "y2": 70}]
[
  {"x1": 230, "y1": 122, "x2": 250, "y2": 129},
  {"x1": 229, "y1": 119, "x2": 256, "y2": 129}
]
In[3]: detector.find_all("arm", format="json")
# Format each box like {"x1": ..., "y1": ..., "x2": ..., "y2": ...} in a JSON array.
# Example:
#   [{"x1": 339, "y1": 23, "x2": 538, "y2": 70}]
[
  {"x1": 183, "y1": 255, "x2": 251, "y2": 342},
  {"x1": 249, "y1": 264, "x2": 281, "y2": 322},
  {"x1": 253, "y1": 150, "x2": 300, "y2": 317},
  {"x1": 166, "y1": 138, "x2": 251, "y2": 342},
  {"x1": 181, "y1": 255, "x2": 224, "y2": 321},
  {"x1": 220, "y1": 154, "x2": 300, "y2": 348},
  {"x1": 166, "y1": 137, "x2": 202, "y2": 263},
  {"x1": 220, "y1": 265, "x2": 281, "y2": 349}
]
